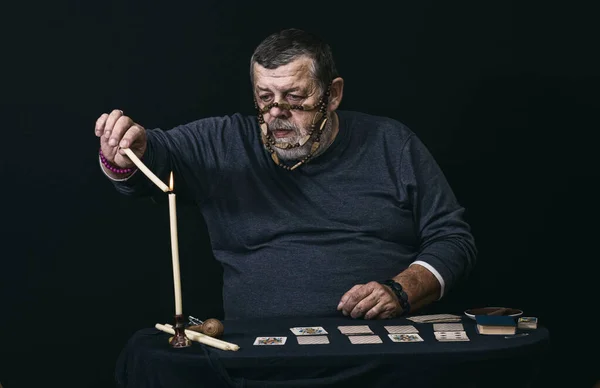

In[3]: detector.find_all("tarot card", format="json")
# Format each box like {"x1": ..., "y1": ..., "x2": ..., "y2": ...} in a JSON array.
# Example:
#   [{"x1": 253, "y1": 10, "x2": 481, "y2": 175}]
[
  {"x1": 348, "y1": 335, "x2": 383, "y2": 344},
  {"x1": 388, "y1": 333, "x2": 424, "y2": 342},
  {"x1": 433, "y1": 323, "x2": 464, "y2": 332},
  {"x1": 297, "y1": 336, "x2": 330, "y2": 345},
  {"x1": 290, "y1": 326, "x2": 328, "y2": 336},
  {"x1": 253, "y1": 336, "x2": 287, "y2": 345},
  {"x1": 407, "y1": 314, "x2": 462, "y2": 323},
  {"x1": 384, "y1": 325, "x2": 419, "y2": 334},
  {"x1": 434, "y1": 331, "x2": 470, "y2": 342},
  {"x1": 337, "y1": 325, "x2": 374, "y2": 335}
]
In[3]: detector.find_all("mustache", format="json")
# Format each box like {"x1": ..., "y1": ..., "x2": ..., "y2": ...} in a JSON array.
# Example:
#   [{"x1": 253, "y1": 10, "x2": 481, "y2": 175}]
[{"x1": 269, "y1": 119, "x2": 300, "y2": 132}]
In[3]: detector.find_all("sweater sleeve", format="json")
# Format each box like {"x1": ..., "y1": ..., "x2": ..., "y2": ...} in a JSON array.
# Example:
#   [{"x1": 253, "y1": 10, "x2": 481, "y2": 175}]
[
  {"x1": 108, "y1": 115, "x2": 235, "y2": 203},
  {"x1": 399, "y1": 134, "x2": 477, "y2": 299}
]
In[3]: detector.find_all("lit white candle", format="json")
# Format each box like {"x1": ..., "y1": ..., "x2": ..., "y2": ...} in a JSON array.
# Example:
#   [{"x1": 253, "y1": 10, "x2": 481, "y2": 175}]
[{"x1": 168, "y1": 172, "x2": 183, "y2": 315}]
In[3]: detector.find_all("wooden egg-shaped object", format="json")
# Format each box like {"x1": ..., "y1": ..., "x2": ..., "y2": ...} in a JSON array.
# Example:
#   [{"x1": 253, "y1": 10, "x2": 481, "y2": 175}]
[{"x1": 201, "y1": 318, "x2": 224, "y2": 338}]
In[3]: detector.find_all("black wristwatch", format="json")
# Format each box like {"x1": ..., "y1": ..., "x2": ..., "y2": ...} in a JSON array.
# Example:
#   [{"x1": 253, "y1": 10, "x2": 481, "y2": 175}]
[{"x1": 380, "y1": 279, "x2": 411, "y2": 316}]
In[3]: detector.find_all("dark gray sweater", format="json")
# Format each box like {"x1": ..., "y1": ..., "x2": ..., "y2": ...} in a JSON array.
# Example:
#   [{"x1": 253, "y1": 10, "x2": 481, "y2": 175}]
[{"x1": 111, "y1": 110, "x2": 476, "y2": 319}]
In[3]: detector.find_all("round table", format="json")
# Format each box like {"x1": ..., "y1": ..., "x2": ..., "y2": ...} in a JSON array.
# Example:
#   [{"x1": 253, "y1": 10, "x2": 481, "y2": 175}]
[{"x1": 115, "y1": 316, "x2": 549, "y2": 388}]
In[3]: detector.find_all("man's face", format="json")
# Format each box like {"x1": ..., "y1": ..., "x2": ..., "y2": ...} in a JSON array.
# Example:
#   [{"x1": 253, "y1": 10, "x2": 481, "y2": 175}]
[{"x1": 253, "y1": 56, "x2": 323, "y2": 161}]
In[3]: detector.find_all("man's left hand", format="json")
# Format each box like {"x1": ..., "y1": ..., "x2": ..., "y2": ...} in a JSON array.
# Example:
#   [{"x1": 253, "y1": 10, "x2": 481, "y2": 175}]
[{"x1": 337, "y1": 281, "x2": 401, "y2": 319}]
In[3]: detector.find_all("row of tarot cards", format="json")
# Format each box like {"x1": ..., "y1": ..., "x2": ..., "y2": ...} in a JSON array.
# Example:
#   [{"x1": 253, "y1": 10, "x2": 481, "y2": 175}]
[
  {"x1": 253, "y1": 323, "x2": 470, "y2": 346},
  {"x1": 254, "y1": 313, "x2": 467, "y2": 345}
]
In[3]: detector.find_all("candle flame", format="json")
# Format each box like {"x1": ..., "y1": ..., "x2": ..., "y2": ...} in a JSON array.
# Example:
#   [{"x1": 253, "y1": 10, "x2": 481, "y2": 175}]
[{"x1": 169, "y1": 171, "x2": 174, "y2": 191}]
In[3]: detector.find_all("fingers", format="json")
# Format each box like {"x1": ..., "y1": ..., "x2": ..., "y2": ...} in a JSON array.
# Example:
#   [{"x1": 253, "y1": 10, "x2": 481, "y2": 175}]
[
  {"x1": 366, "y1": 283, "x2": 403, "y2": 319},
  {"x1": 96, "y1": 110, "x2": 124, "y2": 162},
  {"x1": 103, "y1": 109, "x2": 125, "y2": 140},
  {"x1": 108, "y1": 115, "x2": 134, "y2": 147},
  {"x1": 118, "y1": 124, "x2": 144, "y2": 150},
  {"x1": 94, "y1": 109, "x2": 123, "y2": 140},
  {"x1": 95, "y1": 109, "x2": 146, "y2": 169},
  {"x1": 95, "y1": 113, "x2": 109, "y2": 136},
  {"x1": 337, "y1": 284, "x2": 363, "y2": 314},
  {"x1": 365, "y1": 300, "x2": 398, "y2": 320},
  {"x1": 349, "y1": 290, "x2": 379, "y2": 319},
  {"x1": 338, "y1": 281, "x2": 380, "y2": 317},
  {"x1": 338, "y1": 281, "x2": 401, "y2": 319}
]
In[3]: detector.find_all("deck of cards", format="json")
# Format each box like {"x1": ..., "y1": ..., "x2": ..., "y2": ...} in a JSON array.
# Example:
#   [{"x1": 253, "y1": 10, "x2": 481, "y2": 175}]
[
  {"x1": 384, "y1": 325, "x2": 419, "y2": 334},
  {"x1": 348, "y1": 335, "x2": 383, "y2": 344},
  {"x1": 337, "y1": 325, "x2": 374, "y2": 335},
  {"x1": 432, "y1": 323, "x2": 464, "y2": 332},
  {"x1": 337, "y1": 325, "x2": 381, "y2": 344},
  {"x1": 384, "y1": 325, "x2": 423, "y2": 342},
  {"x1": 290, "y1": 326, "x2": 328, "y2": 336},
  {"x1": 517, "y1": 317, "x2": 538, "y2": 330},
  {"x1": 297, "y1": 336, "x2": 330, "y2": 345},
  {"x1": 290, "y1": 326, "x2": 330, "y2": 345},
  {"x1": 407, "y1": 314, "x2": 462, "y2": 323},
  {"x1": 432, "y1": 321, "x2": 469, "y2": 342},
  {"x1": 434, "y1": 331, "x2": 470, "y2": 342}
]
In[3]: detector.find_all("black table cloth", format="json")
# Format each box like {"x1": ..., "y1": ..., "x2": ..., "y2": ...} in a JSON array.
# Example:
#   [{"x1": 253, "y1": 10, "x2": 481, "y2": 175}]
[{"x1": 116, "y1": 316, "x2": 549, "y2": 388}]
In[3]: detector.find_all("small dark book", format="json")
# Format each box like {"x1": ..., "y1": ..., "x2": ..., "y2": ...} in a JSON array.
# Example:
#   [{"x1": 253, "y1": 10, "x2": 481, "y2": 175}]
[{"x1": 475, "y1": 315, "x2": 517, "y2": 335}]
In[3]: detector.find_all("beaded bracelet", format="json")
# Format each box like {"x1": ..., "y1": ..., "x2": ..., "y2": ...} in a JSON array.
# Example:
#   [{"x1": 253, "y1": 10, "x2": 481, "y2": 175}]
[
  {"x1": 379, "y1": 279, "x2": 411, "y2": 316},
  {"x1": 99, "y1": 148, "x2": 137, "y2": 175}
]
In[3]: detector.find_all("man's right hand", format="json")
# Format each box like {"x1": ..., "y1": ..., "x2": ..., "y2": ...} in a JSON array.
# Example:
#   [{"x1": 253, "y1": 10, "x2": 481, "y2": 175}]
[{"x1": 95, "y1": 109, "x2": 147, "y2": 171}]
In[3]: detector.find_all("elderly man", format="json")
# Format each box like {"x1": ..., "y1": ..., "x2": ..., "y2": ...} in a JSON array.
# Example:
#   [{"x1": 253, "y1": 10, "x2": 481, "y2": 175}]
[{"x1": 95, "y1": 28, "x2": 476, "y2": 320}]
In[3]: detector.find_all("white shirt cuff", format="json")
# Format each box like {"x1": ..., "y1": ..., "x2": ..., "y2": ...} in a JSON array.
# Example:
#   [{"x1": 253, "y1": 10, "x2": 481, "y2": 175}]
[{"x1": 409, "y1": 260, "x2": 445, "y2": 300}]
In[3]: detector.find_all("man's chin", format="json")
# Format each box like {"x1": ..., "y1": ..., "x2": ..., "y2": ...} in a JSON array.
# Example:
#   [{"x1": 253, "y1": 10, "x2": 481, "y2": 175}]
[
  {"x1": 274, "y1": 136, "x2": 298, "y2": 144},
  {"x1": 274, "y1": 146, "x2": 311, "y2": 162}
]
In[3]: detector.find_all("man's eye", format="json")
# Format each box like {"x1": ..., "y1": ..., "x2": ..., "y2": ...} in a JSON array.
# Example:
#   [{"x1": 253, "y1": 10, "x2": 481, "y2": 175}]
[
  {"x1": 259, "y1": 95, "x2": 271, "y2": 101},
  {"x1": 288, "y1": 95, "x2": 304, "y2": 101}
]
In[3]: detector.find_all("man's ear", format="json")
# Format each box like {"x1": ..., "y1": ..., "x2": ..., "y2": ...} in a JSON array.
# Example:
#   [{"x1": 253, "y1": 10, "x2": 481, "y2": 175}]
[{"x1": 328, "y1": 77, "x2": 344, "y2": 111}]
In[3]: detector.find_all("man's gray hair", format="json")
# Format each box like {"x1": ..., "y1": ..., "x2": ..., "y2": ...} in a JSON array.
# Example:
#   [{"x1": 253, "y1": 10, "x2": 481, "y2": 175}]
[{"x1": 250, "y1": 28, "x2": 338, "y2": 94}]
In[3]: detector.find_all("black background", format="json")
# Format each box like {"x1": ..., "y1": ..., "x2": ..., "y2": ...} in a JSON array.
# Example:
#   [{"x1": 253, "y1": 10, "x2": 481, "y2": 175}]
[{"x1": 1, "y1": 1, "x2": 598, "y2": 387}]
